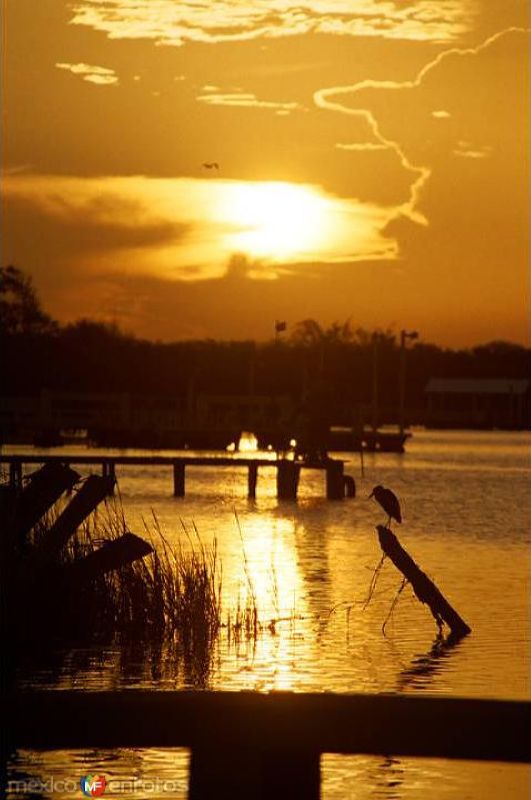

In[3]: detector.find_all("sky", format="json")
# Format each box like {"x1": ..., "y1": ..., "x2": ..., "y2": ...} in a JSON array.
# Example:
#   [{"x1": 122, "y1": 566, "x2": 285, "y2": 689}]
[{"x1": 2, "y1": 0, "x2": 528, "y2": 345}]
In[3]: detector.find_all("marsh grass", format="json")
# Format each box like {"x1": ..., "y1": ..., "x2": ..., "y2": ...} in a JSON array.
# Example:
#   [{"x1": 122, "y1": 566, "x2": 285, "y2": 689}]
[{"x1": 7, "y1": 479, "x2": 299, "y2": 683}]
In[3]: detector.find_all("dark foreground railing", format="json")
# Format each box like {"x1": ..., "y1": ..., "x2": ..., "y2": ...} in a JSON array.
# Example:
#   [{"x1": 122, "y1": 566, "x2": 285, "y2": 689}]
[{"x1": 3, "y1": 691, "x2": 530, "y2": 799}]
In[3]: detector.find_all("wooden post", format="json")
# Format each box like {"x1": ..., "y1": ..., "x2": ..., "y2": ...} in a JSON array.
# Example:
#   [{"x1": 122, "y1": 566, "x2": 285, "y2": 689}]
[
  {"x1": 247, "y1": 463, "x2": 258, "y2": 499},
  {"x1": 9, "y1": 462, "x2": 22, "y2": 491},
  {"x1": 107, "y1": 462, "x2": 116, "y2": 494},
  {"x1": 376, "y1": 525, "x2": 471, "y2": 638},
  {"x1": 12, "y1": 462, "x2": 79, "y2": 543},
  {"x1": 35, "y1": 474, "x2": 116, "y2": 559},
  {"x1": 326, "y1": 460, "x2": 344, "y2": 500},
  {"x1": 173, "y1": 462, "x2": 185, "y2": 497},
  {"x1": 276, "y1": 461, "x2": 300, "y2": 500},
  {"x1": 189, "y1": 746, "x2": 320, "y2": 800}
]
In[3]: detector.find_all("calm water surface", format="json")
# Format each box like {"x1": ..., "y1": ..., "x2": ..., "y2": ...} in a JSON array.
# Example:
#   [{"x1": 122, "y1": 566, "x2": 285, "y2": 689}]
[{"x1": 7, "y1": 431, "x2": 530, "y2": 798}]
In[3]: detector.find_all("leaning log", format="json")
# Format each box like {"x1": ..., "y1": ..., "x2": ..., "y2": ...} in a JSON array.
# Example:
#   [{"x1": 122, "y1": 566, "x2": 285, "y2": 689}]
[
  {"x1": 35, "y1": 474, "x2": 116, "y2": 559},
  {"x1": 12, "y1": 462, "x2": 80, "y2": 544},
  {"x1": 64, "y1": 532, "x2": 153, "y2": 584},
  {"x1": 376, "y1": 525, "x2": 471, "y2": 638}
]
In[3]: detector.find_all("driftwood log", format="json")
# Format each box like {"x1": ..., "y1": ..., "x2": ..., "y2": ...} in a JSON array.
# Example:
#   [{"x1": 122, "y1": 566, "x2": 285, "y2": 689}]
[{"x1": 377, "y1": 525, "x2": 471, "y2": 638}]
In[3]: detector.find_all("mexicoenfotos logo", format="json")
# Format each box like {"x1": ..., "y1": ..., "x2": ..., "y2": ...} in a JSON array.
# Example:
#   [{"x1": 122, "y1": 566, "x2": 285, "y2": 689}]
[{"x1": 80, "y1": 775, "x2": 107, "y2": 797}]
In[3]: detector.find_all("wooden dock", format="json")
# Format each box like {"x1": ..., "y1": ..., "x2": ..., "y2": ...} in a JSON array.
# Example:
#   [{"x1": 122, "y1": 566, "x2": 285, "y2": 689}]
[
  {"x1": 3, "y1": 690, "x2": 529, "y2": 799},
  {"x1": 0, "y1": 454, "x2": 350, "y2": 500}
]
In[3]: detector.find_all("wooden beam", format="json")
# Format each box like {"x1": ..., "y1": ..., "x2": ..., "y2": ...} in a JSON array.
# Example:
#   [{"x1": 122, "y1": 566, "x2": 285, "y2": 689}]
[
  {"x1": 35, "y1": 475, "x2": 115, "y2": 559},
  {"x1": 4, "y1": 691, "x2": 529, "y2": 764},
  {"x1": 64, "y1": 533, "x2": 153, "y2": 583},
  {"x1": 0, "y1": 454, "x2": 343, "y2": 470},
  {"x1": 11, "y1": 462, "x2": 80, "y2": 543}
]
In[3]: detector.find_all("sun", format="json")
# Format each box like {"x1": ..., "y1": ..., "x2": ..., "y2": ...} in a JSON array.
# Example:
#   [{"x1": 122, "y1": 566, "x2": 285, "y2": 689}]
[{"x1": 219, "y1": 181, "x2": 332, "y2": 261}]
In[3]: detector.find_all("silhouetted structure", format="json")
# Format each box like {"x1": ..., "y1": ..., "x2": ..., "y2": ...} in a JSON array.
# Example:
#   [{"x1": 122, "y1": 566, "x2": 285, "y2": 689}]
[
  {"x1": 425, "y1": 378, "x2": 530, "y2": 429},
  {"x1": 2, "y1": 268, "x2": 530, "y2": 438}
]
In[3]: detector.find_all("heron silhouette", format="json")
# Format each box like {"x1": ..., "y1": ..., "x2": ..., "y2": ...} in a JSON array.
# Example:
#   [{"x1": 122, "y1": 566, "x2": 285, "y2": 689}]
[{"x1": 369, "y1": 485, "x2": 402, "y2": 527}]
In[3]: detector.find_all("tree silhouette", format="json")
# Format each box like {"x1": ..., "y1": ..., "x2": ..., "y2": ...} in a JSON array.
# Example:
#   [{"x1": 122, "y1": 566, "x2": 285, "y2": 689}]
[{"x1": 0, "y1": 265, "x2": 56, "y2": 336}]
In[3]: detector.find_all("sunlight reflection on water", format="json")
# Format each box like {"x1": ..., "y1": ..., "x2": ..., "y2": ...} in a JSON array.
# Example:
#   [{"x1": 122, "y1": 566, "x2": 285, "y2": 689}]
[{"x1": 7, "y1": 430, "x2": 530, "y2": 799}]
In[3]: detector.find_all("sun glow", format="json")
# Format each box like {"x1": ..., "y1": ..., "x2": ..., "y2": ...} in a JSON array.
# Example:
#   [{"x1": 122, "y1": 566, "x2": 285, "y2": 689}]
[
  {"x1": 237, "y1": 431, "x2": 259, "y2": 452},
  {"x1": 220, "y1": 182, "x2": 334, "y2": 261}
]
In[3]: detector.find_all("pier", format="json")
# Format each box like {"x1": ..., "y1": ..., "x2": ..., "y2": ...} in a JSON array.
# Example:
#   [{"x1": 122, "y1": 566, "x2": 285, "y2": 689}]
[{"x1": 0, "y1": 454, "x2": 349, "y2": 501}]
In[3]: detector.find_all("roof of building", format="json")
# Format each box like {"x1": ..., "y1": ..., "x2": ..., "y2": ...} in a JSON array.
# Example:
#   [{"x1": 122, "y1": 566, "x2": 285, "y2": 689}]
[{"x1": 425, "y1": 378, "x2": 530, "y2": 395}]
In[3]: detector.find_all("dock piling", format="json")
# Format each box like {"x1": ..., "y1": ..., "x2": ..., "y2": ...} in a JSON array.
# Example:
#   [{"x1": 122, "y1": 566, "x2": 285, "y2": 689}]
[
  {"x1": 344, "y1": 475, "x2": 356, "y2": 498},
  {"x1": 173, "y1": 462, "x2": 186, "y2": 497},
  {"x1": 326, "y1": 460, "x2": 344, "y2": 500},
  {"x1": 9, "y1": 462, "x2": 22, "y2": 492},
  {"x1": 276, "y1": 461, "x2": 300, "y2": 500},
  {"x1": 101, "y1": 462, "x2": 116, "y2": 495},
  {"x1": 247, "y1": 463, "x2": 258, "y2": 499}
]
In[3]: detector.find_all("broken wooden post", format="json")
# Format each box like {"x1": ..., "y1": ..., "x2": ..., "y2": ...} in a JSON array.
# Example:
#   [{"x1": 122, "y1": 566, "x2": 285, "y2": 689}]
[
  {"x1": 247, "y1": 463, "x2": 258, "y2": 499},
  {"x1": 65, "y1": 532, "x2": 153, "y2": 584},
  {"x1": 173, "y1": 462, "x2": 185, "y2": 497},
  {"x1": 35, "y1": 474, "x2": 116, "y2": 559},
  {"x1": 276, "y1": 460, "x2": 300, "y2": 500},
  {"x1": 326, "y1": 460, "x2": 344, "y2": 500},
  {"x1": 376, "y1": 525, "x2": 471, "y2": 638},
  {"x1": 12, "y1": 462, "x2": 80, "y2": 543}
]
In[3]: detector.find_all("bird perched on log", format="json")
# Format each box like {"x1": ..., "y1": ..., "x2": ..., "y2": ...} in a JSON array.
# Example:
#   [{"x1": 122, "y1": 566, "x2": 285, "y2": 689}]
[{"x1": 369, "y1": 485, "x2": 402, "y2": 527}]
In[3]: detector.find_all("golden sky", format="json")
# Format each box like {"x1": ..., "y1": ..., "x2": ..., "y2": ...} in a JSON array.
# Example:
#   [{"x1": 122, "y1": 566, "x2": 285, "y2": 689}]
[{"x1": 2, "y1": 0, "x2": 528, "y2": 344}]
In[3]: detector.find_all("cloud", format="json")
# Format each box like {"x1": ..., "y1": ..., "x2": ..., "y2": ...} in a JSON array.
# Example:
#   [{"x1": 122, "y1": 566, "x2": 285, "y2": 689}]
[
  {"x1": 55, "y1": 62, "x2": 119, "y2": 85},
  {"x1": 196, "y1": 89, "x2": 303, "y2": 114},
  {"x1": 314, "y1": 27, "x2": 528, "y2": 225},
  {"x1": 314, "y1": 27, "x2": 527, "y2": 342},
  {"x1": 335, "y1": 142, "x2": 388, "y2": 151},
  {"x1": 453, "y1": 141, "x2": 493, "y2": 159},
  {"x1": 68, "y1": 1, "x2": 476, "y2": 46},
  {"x1": 3, "y1": 174, "x2": 397, "y2": 284}
]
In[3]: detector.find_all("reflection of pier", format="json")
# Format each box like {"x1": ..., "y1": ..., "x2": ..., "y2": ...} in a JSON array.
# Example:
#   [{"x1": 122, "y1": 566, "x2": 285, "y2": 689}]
[{"x1": 1, "y1": 454, "x2": 349, "y2": 501}]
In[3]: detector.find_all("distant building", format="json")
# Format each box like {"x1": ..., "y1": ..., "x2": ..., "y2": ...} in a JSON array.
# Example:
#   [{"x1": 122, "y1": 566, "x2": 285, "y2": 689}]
[{"x1": 425, "y1": 379, "x2": 530, "y2": 429}]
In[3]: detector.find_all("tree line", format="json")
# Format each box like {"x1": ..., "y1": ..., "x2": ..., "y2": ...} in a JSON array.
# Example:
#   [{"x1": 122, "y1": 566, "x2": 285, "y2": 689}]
[{"x1": 1, "y1": 265, "x2": 529, "y2": 412}]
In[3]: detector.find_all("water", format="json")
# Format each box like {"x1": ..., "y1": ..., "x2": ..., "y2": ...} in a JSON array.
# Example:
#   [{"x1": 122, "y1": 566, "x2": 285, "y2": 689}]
[{"x1": 6, "y1": 430, "x2": 530, "y2": 798}]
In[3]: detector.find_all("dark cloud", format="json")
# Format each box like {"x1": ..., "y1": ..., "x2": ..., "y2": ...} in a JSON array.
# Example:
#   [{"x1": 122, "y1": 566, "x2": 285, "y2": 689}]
[{"x1": 3, "y1": 191, "x2": 190, "y2": 269}]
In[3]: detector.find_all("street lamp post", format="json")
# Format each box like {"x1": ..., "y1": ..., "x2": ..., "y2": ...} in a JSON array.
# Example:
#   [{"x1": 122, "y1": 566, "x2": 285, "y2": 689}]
[{"x1": 399, "y1": 329, "x2": 419, "y2": 438}]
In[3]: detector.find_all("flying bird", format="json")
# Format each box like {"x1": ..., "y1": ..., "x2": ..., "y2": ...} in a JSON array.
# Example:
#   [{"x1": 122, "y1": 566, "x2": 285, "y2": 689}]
[
  {"x1": 202, "y1": 161, "x2": 219, "y2": 170},
  {"x1": 368, "y1": 485, "x2": 402, "y2": 527}
]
